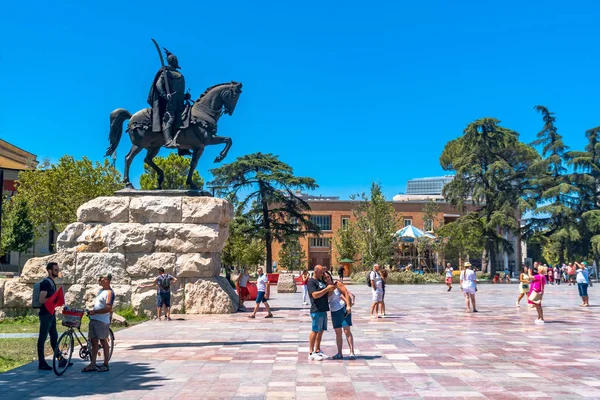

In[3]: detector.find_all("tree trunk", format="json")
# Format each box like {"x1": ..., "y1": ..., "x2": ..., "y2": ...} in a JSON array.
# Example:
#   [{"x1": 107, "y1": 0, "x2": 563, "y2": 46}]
[{"x1": 259, "y1": 182, "x2": 273, "y2": 274}]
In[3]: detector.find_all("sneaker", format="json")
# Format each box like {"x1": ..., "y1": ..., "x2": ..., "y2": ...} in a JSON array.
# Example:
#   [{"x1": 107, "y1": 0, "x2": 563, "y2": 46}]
[
  {"x1": 38, "y1": 364, "x2": 52, "y2": 371},
  {"x1": 58, "y1": 358, "x2": 73, "y2": 368},
  {"x1": 447, "y1": 287, "x2": 451, "y2": 292},
  {"x1": 308, "y1": 353, "x2": 323, "y2": 361},
  {"x1": 534, "y1": 319, "x2": 545, "y2": 324},
  {"x1": 516, "y1": 302, "x2": 520, "y2": 307},
  {"x1": 316, "y1": 351, "x2": 328, "y2": 359},
  {"x1": 349, "y1": 354, "x2": 356, "y2": 360}
]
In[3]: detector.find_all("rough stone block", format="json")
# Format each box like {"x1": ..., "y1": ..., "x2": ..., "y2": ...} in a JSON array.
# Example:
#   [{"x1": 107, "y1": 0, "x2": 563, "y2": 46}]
[
  {"x1": 4, "y1": 279, "x2": 33, "y2": 308},
  {"x1": 75, "y1": 253, "x2": 128, "y2": 285},
  {"x1": 20, "y1": 252, "x2": 77, "y2": 284},
  {"x1": 56, "y1": 222, "x2": 87, "y2": 251},
  {"x1": 77, "y1": 196, "x2": 130, "y2": 223},
  {"x1": 182, "y1": 197, "x2": 234, "y2": 225},
  {"x1": 125, "y1": 253, "x2": 176, "y2": 278},
  {"x1": 184, "y1": 277, "x2": 238, "y2": 314},
  {"x1": 102, "y1": 223, "x2": 157, "y2": 253},
  {"x1": 175, "y1": 253, "x2": 221, "y2": 278},
  {"x1": 129, "y1": 197, "x2": 182, "y2": 223},
  {"x1": 276, "y1": 273, "x2": 297, "y2": 293},
  {"x1": 155, "y1": 224, "x2": 228, "y2": 253}
]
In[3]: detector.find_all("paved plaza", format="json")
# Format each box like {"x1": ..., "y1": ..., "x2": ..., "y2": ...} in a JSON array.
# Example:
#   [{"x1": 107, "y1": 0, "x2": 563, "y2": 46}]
[{"x1": 1, "y1": 283, "x2": 599, "y2": 399}]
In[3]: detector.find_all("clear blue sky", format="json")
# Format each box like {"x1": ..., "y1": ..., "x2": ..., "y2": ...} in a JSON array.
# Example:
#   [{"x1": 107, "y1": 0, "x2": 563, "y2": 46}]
[{"x1": 2, "y1": 1, "x2": 599, "y2": 199}]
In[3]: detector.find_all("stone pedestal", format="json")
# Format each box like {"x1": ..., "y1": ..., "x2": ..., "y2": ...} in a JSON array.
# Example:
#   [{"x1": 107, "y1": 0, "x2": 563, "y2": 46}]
[
  {"x1": 276, "y1": 273, "x2": 297, "y2": 293},
  {"x1": 1, "y1": 194, "x2": 237, "y2": 317}
]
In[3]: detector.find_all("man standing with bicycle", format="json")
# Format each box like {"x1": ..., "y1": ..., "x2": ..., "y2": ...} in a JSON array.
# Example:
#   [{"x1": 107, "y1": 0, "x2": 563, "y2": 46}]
[{"x1": 82, "y1": 272, "x2": 114, "y2": 373}]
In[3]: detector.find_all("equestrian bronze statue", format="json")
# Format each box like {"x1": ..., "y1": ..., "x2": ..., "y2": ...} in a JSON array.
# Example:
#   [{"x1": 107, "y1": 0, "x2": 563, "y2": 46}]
[{"x1": 105, "y1": 40, "x2": 242, "y2": 190}]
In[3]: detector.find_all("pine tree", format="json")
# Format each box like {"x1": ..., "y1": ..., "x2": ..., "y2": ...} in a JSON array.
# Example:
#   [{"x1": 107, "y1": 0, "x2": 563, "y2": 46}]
[
  {"x1": 526, "y1": 106, "x2": 579, "y2": 264},
  {"x1": 441, "y1": 118, "x2": 539, "y2": 273},
  {"x1": 210, "y1": 153, "x2": 319, "y2": 273}
]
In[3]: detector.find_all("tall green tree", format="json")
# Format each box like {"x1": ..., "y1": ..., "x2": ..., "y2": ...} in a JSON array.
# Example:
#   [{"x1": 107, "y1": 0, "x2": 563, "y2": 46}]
[
  {"x1": 526, "y1": 106, "x2": 579, "y2": 264},
  {"x1": 441, "y1": 118, "x2": 539, "y2": 274},
  {"x1": 421, "y1": 200, "x2": 441, "y2": 232},
  {"x1": 15, "y1": 156, "x2": 122, "y2": 236},
  {"x1": 1, "y1": 197, "x2": 35, "y2": 255},
  {"x1": 278, "y1": 235, "x2": 306, "y2": 271},
  {"x1": 140, "y1": 153, "x2": 203, "y2": 190},
  {"x1": 222, "y1": 204, "x2": 266, "y2": 270},
  {"x1": 333, "y1": 221, "x2": 358, "y2": 262},
  {"x1": 210, "y1": 153, "x2": 319, "y2": 273},
  {"x1": 437, "y1": 215, "x2": 485, "y2": 268},
  {"x1": 351, "y1": 183, "x2": 399, "y2": 269},
  {"x1": 568, "y1": 126, "x2": 600, "y2": 261}
]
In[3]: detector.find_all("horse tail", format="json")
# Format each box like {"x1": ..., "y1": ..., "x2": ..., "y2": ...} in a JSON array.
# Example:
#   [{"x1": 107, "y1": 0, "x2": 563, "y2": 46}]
[{"x1": 105, "y1": 108, "x2": 132, "y2": 159}]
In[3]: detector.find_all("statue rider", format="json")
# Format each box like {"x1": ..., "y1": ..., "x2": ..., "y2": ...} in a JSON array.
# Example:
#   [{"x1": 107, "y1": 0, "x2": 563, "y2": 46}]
[{"x1": 147, "y1": 49, "x2": 189, "y2": 148}]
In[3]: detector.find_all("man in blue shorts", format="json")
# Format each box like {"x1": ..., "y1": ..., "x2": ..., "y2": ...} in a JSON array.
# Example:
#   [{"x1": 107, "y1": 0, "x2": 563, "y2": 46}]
[
  {"x1": 249, "y1": 267, "x2": 273, "y2": 318},
  {"x1": 307, "y1": 265, "x2": 335, "y2": 361},
  {"x1": 143, "y1": 267, "x2": 177, "y2": 320}
]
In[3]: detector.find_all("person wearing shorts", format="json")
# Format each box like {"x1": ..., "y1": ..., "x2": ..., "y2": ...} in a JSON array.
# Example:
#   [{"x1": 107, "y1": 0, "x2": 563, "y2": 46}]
[
  {"x1": 370, "y1": 264, "x2": 383, "y2": 318},
  {"x1": 142, "y1": 267, "x2": 177, "y2": 321},
  {"x1": 324, "y1": 272, "x2": 355, "y2": 360},
  {"x1": 575, "y1": 261, "x2": 590, "y2": 307},
  {"x1": 460, "y1": 262, "x2": 478, "y2": 313},
  {"x1": 307, "y1": 265, "x2": 335, "y2": 361},
  {"x1": 445, "y1": 263, "x2": 453, "y2": 292},
  {"x1": 236, "y1": 267, "x2": 250, "y2": 311},
  {"x1": 516, "y1": 265, "x2": 530, "y2": 307},
  {"x1": 249, "y1": 267, "x2": 272, "y2": 318},
  {"x1": 82, "y1": 272, "x2": 115, "y2": 373}
]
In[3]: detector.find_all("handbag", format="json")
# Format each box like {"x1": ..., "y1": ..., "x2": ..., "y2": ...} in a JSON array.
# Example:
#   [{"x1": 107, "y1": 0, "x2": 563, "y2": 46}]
[{"x1": 528, "y1": 291, "x2": 542, "y2": 304}]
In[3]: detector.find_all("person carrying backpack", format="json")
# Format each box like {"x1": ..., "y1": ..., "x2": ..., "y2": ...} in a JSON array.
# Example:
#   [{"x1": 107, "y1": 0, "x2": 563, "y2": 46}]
[
  {"x1": 34, "y1": 262, "x2": 71, "y2": 370},
  {"x1": 143, "y1": 267, "x2": 177, "y2": 320}
]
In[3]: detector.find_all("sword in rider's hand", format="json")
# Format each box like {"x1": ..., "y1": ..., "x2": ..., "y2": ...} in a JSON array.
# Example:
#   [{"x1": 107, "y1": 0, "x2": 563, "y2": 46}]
[{"x1": 151, "y1": 38, "x2": 176, "y2": 101}]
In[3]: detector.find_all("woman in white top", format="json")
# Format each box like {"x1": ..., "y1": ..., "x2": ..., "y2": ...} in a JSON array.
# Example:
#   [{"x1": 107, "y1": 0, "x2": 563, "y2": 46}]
[
  {"x1": 516, "y1": 265, "x2": 530, "y2": 307},
  {"x1": 460, "y1": 262, "x2": 478, "y2": 313},
  {"x1": 323, "y1": 272, "x2": 355, "y2": 360}
]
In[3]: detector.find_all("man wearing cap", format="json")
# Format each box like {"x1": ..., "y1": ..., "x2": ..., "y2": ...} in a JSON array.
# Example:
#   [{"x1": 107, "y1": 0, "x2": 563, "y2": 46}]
[{"x1": 82, "y1": 272, "x2": 115, "y2": 373}]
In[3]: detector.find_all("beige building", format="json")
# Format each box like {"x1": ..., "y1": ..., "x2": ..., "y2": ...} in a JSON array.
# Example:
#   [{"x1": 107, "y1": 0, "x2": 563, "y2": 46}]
[{"x1": 0, "y1": 140, "x2": 47, "y2": 273}]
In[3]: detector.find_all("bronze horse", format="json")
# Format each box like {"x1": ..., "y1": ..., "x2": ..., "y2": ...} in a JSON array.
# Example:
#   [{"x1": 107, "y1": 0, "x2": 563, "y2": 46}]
[{"x1": 105, "y1": 82, "x2": 242, "y2": 189}]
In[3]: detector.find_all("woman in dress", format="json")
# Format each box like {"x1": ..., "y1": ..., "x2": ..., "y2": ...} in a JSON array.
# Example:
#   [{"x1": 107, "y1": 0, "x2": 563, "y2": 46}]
[
  {"x1": 460, "y1": 262, "x2": 478, "y2": 312},
  {"x1": 323, "y1": 272, "x2": 356, "y2": 360},
  {"x1": 516, "y1": 265, "x2": 530, "y2": 307}
]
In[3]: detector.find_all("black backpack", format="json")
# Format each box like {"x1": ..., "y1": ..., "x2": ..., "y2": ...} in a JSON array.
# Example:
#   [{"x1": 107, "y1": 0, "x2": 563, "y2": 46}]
[
  {"x1": 159, "y1": 274, "x2": 171, "y2": 291},
  {"x1": 366, "y1": 271, "x2": 380, "y2": 288}
]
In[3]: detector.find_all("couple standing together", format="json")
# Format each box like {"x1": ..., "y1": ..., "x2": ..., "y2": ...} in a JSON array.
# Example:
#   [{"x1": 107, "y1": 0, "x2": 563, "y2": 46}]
[{"x1": 307, "y1": 265, "x2": 355, "y2": 361}]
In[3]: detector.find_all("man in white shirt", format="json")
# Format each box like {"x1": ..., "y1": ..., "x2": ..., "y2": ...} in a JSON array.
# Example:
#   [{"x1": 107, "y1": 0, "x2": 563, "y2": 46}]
[
  {"x1": 370, "y1": 264, "x2": 383, "y2": 319},
  {"x1": 82, "y1": 272, "x2": 115, "y2": 373},
  {"x1": 249, "y1": 267, "x2": 273, "y2": 319}
]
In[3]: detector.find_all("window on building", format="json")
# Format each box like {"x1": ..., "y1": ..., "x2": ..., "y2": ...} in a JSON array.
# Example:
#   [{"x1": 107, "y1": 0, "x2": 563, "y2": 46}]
[
  {"x1": 310, "y1": 215, "x2": 332, "y2": 231},
  {"x1": 341, "y1": 216, "x2": 350, "y2": 229},
  {"x1": 424, "y1": 219, "x2": 433, "y2": 231},
  {"x1": 404, "y1": 219, "x2": 412, "y2": 227},
  {"x1": 309, "y1": 237, "x2": 331, "y2": 248}
]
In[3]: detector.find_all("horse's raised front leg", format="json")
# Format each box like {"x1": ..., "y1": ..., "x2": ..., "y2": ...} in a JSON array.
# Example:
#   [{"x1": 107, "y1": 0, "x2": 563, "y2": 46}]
[
  {"x1": 144, "y1": 146, "x2": 164, "y2": 189},
  {"x1": 124, "y1": 144, "x2": 143, "y2": 189},
  {"x1": 187, "y1": 147, "x2": 204, "y2": 190},
  {"x1": 209, "y1": 135, "x2": 232, "y2": 163}
]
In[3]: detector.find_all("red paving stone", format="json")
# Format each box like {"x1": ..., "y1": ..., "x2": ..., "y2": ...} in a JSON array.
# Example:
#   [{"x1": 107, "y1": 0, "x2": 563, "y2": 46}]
[{"x1": 1, "y1": 283, "x2": 599, "y2": 399}]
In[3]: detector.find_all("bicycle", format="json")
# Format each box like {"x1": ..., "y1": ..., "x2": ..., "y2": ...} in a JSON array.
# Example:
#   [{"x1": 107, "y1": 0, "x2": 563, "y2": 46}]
[{"x1": 52, "y1": 307, "x2": 115, "y2": 376}]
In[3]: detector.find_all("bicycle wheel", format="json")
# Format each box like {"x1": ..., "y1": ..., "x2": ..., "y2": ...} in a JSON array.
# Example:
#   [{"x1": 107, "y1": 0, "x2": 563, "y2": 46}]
[
  {"x1": 53, "y1": 331, "x2": 74, "y2": 376},
  {"x1": 94, "y1": 328, "x2": 115, "y2": 363}
]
